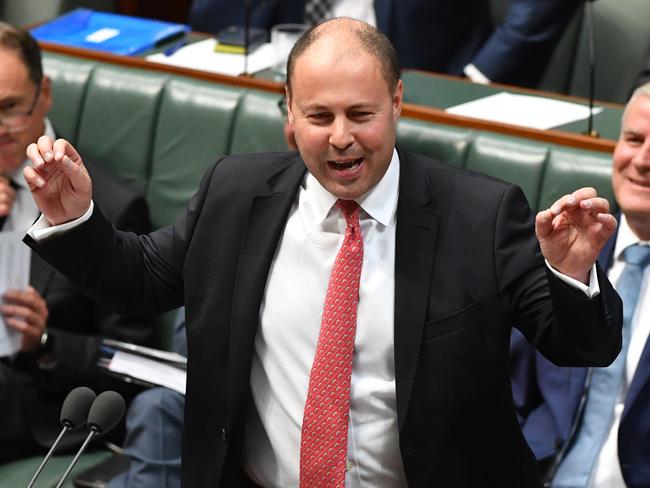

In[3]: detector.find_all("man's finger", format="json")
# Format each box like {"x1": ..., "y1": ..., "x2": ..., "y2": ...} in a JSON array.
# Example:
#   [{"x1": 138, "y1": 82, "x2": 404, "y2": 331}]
[
  {"x1": 579, "y1": 197, "x2": 610, "y2": 214},
  {"x1": 570, "y1": 187, "x2": 597, "y2": 202},
  {"x1": 22, "y1": 166, "x2": 45, "y2": 190},
  {"x1": 52, "y1": 138, "x2": 82, "y2": 165},
  {"x1": 549, "y1": 193, "x2": 579, "y2": 217},
  {"x1": 535, "y1": 209, "x2": 555, "y2": 239},
  {"x1": 4, "y1": 317, "x2": 28, "y2": 333},
  {"x1": 36, "y1": 135, "x2": 55, "y2": 167},
  {"x1": 26, "y1": 142, "x2": 46, "y2": 169}
]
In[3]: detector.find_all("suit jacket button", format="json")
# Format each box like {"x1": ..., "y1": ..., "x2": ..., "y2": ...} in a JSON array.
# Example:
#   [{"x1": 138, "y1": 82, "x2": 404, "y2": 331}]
[{"x1": 221, "y1": 428, "x2": 228, "y2": 441}]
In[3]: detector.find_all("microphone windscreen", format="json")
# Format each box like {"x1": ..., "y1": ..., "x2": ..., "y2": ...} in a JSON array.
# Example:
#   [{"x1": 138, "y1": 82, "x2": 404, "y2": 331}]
[
  {"x1": 60, "y1": 386, "x2": 96, "y2": 431},
  {"x1": 87, "y1": 391, "x2": 126, "y2": 436}
]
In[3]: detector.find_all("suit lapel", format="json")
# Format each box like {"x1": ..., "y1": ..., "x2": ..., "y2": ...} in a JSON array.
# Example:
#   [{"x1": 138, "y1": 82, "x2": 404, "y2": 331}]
[
  {"x1": 227, "y1": 158, "x2": 307, "y2": 416},
  {"x1": 624, "y1": 340, "x2": 650, "y2": 419},
  {"x1": 393, "y1": 151, "x2": 439, "y2": 430}
]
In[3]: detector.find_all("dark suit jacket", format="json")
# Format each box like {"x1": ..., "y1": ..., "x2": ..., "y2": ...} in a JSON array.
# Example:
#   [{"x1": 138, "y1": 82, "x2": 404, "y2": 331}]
[
  {"x1": 511, "y1": 218, "x2": 650, "y2": 488},
  {"x1": 189, "y1": 0, "x2": 582, "y2": 87},
  {"x1": 26, "y1": 150, "x2": 622, "y2": 487},
  {"x1": 8, "y1": 161, "x2": 154, "y2": 451}
]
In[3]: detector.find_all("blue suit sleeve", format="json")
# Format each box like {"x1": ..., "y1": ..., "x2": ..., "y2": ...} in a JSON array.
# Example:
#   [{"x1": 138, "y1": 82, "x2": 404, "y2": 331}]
[{"x1": 471, "y1": 0, "x2": 584, "y2": 87}]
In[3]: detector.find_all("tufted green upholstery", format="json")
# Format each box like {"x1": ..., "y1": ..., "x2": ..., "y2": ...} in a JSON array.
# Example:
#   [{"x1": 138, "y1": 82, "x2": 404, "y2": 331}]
[
  {"x1": 43, "y1": 55, "x2": 95, "y2": 145},
  {"x1": 397, "y1": 119, "x2": 473, "y2": 168},
  {"x1": 465, "y1": 135, "x2": 548, "y2": 209},
  {"x1": 229, "y1": 90, "x2": 289, "y2": 155},
  {"x1": 76, "y1": 66, "x2": 167, "y2": 192},
  {"x1": 149, "y1": 79, "x2": 243, "y2": 228},
  {"x1": 0, "y1": 50, "x2": 618, "y2": 487}
]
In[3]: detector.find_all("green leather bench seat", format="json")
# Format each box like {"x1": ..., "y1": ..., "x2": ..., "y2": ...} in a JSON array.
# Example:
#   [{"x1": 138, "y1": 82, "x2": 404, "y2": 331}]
[{"x1": 44, "y1": 52, "x2": 616, "y2": 230}]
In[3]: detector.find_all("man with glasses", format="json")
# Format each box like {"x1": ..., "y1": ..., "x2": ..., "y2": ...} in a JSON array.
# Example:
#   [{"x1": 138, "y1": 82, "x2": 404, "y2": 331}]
[{"x1": 0, "y1": 22, "x2": 154, "y2": 460}]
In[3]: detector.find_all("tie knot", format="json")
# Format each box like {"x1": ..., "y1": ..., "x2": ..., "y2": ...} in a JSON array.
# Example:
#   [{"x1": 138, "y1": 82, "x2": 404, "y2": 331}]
[
  {"x1": 335, "y1": 199, "x2": 360, "y2": 223},
  {"x1": 622, "y1": 244, "x2": 650, "y2": 268}
]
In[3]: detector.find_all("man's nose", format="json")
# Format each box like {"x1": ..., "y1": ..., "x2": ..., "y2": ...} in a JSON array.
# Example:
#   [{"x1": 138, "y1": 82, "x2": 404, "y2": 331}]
[
  {"x1": 329, "y1": 118, "x2": 354, "y2": 150},
  {"x1": 633, "y1": 139, "x2": 650, "y2": 170}
]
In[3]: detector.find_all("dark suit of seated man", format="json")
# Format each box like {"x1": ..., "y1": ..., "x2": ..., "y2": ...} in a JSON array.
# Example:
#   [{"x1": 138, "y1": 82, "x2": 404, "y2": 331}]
[
  {"x1": 22, "y1": 18, "x2": 622, "y2": 488},
  {"x1": 511, "y1": 83, "x2": 650, "y2": 488},
  {"x1": 0, "y1": 22, "x2": 154, "y2": 460}
]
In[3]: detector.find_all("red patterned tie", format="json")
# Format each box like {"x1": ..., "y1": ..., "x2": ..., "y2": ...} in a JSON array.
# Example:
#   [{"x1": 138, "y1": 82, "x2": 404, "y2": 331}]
[{"x1": 299, "y1": 199, "x2": 363, "y2": 488}]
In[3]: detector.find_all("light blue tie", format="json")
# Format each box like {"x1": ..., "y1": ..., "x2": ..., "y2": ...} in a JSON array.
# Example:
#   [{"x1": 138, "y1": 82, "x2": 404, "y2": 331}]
[{"x1": 553, "y1": 244, "x2": 650, "y2": 488}]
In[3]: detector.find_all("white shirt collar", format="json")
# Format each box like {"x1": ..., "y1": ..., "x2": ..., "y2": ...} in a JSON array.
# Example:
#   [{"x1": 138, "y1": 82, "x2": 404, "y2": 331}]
[
  {"x1": 304, "y1": 147, "x2": 400, "y2": 226},
  {"x1": 613, "y1": 214, "x2": 650, "y2": 262}
]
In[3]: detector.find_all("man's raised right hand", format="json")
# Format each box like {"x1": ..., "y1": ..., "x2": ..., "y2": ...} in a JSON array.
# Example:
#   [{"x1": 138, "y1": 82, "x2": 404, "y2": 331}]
[{"x1": 24, "y1": 136, "x2": 92, "y2": 226}]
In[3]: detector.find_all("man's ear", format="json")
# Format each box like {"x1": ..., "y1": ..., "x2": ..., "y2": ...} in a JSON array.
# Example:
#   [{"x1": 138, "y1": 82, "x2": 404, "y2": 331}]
[
  {"x1": 392, "y1": 79, "x2": 403, "y2": 120},
  {"x1": 285, "y1": 86, "x2": 294, "y2": 126}
]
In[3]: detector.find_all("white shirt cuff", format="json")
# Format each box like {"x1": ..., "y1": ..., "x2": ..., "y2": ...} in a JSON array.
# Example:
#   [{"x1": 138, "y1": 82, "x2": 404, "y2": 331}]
[
  {"x1": 545, "y1": 260, "x2": 600, "y2": 299},
  {"x1": 463, "y1": 63, "x2": 491, "y2": 84},
  {"x1": 27, "y1": 200, "x2": 94, "y2": 241}
]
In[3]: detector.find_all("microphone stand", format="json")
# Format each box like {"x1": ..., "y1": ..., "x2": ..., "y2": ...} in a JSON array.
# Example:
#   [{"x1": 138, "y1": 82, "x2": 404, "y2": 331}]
[
  {"x1": 584, "y1": 0, "x2": 599, "y2": 137},
  {"x1": 54, "y1": 428, "x2": 98, "y2": 488},
  {"x1": 244, "y1": 0, "x2": 251, "y2": 76},
  {"x1": 27, "y1": 425, "x2": 69, "y2": 488}
]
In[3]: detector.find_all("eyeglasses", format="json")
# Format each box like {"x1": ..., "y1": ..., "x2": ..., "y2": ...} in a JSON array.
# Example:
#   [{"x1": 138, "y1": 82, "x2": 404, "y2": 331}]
[{"x1": 0, "y1": 82, "x2": 41, "y2": 133}]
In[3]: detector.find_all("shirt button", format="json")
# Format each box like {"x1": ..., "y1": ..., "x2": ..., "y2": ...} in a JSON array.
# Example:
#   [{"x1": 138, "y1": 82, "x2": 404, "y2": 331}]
[{"x1": 346, "y1": 460, "x2": 354, "y2": 472}]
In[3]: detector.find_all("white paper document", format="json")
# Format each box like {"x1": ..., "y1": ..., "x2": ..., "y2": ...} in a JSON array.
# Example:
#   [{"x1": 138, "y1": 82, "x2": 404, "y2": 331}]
[
  {"x1": 108, "y1": 350, "x2": 187, "y2": 395},
  {"x1": 0, "y1": 231, "x2": 31, "y2": 357},
  {"x1": 146, "y1": 38, "x2": 276, "y2": 76},
  {"x1": 445, "y1": 92, "x2": 603, "y2": 130}
]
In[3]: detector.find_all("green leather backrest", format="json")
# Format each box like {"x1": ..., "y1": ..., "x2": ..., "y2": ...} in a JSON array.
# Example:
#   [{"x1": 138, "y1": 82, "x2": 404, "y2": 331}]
[
  {"x1": 43, "y1": 53, "x2": 95, "y2": 144},
  {"x1": 229, "y1": 90, "x2": 289, "y2": 154},
  {"x1": 397, "y1": 118, "x2": 473, "y2": 168},
  {"x1": 540, "y1": 147, "x2": 615, "y2": 212},
  {"x1": 148, "y1": 78, "x2": 244, "y2": 228},
  {"x1": 76, "y1": 65, "x2": 166, "y2": 192},
  {"x1": 465, "y1": 134, "x2": 548, "y2": 209}
]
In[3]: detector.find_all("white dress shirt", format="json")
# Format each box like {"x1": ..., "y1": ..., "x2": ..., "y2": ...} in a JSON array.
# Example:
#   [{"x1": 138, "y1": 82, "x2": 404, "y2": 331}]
[
  {"x1": 242, "y1": 148, "x2": 407, "y2": 487},
  {"x1": 589, "y1": 215, "x2": 650, "y2": 488}
]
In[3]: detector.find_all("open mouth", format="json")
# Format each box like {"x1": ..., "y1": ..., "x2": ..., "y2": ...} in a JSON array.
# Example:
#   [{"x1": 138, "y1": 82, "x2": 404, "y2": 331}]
[{"x1": 328, "y1": 157, "x2": 363, "y2": 172}]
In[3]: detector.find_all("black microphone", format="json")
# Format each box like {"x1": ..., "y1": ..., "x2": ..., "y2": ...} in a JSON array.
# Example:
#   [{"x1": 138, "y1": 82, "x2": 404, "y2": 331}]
[
  {"x1": 54, "y1": 391, "x2": 126, "y2": 488},
  {"x1": 27, "y1": 386, "x2": 96, "y2": 488}
]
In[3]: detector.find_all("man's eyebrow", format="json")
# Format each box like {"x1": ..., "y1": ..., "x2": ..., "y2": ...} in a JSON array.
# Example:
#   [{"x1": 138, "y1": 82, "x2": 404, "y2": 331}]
[
  {"x1": 0, "y1": 94, "x2": 21, "y2": 105},
  {"x1": 622, "y1": 129, "x2": 644, "y2": 138},
  {"x1": 301, "y1": 102, "x2": 378, "y2": 112}
]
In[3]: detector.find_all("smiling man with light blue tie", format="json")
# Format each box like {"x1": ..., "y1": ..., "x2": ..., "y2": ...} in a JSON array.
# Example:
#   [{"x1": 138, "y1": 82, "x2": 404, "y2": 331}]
[{"x1": 511, "y1": 82, "x2": 650, "y2": 488}]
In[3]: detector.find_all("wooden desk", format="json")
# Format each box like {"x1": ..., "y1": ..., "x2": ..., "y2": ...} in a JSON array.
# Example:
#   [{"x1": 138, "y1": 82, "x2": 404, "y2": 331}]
[{"x1": 39, "y1": 40, "x2": 618, "y2": 154}]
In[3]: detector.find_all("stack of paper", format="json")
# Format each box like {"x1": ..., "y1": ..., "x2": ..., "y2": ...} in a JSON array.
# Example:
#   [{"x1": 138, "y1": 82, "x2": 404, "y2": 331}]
[{"x1": 446, "y1": 92, "x2": 602, "y2": 130}]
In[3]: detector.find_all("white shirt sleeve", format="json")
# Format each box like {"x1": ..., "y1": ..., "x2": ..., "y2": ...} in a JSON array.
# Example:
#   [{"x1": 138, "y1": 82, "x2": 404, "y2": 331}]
[
  {"x1": 27, "y1": 200, "x2": 94, "y2": 241},
  {"x1": 545, "y1": 260, "x2": 600, "y2": 298},
  {"x1": 463, "y1": 63, "x2": 491, "y2": 84}
]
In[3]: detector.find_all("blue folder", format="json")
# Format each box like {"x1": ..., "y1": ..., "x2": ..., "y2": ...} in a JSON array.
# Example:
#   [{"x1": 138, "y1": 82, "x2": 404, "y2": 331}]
[{"x1": 31, "y1": 8, "x2": 189, "y2": 56}]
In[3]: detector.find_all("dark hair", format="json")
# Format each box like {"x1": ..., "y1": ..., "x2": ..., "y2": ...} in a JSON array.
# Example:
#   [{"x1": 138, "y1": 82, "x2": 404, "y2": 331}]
[
  {"x1": 286, "y1": 19, "x2": 401, "y2": 95},
  {"x1": 0, "y1": 22, "x2": 43, "y2": 85}
]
